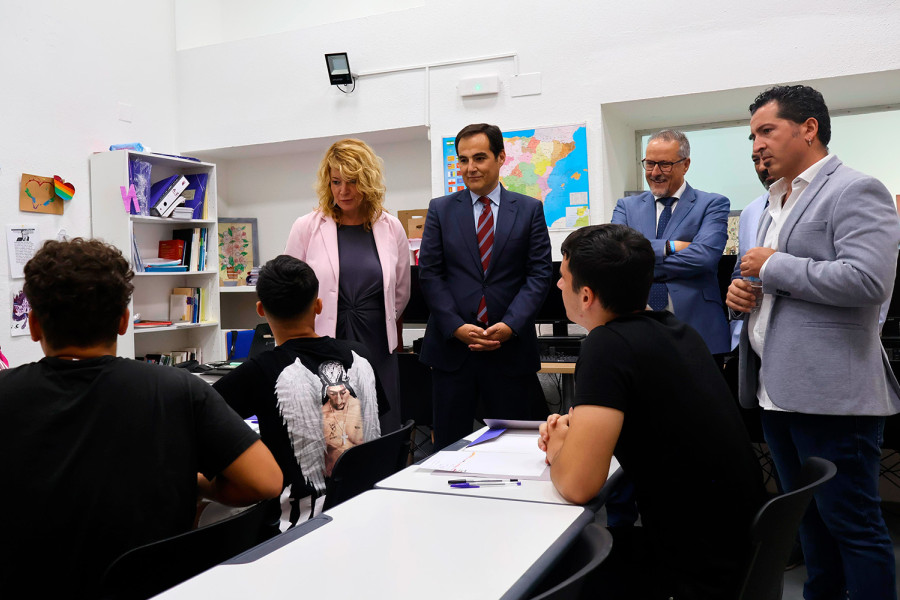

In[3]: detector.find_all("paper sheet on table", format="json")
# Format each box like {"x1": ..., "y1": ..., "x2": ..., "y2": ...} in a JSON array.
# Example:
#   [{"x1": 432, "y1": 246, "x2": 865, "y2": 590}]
[{"x1": 420, "y1": 450, "x2": 548, "y2": 478}]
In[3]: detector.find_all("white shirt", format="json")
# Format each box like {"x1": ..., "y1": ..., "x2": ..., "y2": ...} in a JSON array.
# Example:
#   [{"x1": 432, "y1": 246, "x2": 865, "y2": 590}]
[
  {"x1": 749, "y1": 154, "x2": 831, "y2": 410},
  {"x1": 654, "y1": 180, "x2": 687, "y2": 224}
]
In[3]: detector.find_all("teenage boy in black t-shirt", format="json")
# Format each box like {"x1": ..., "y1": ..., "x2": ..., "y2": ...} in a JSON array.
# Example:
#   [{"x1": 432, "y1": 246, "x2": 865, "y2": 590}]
[
  {"x1": 0, "y1": 238, "x2": 282, "y2": 599},
  {"x1": 213, "y1": 255, "x2": 385, "y2": 524},
  {"x1": 538, "y1": 224, "x2": 765, "y2": 600}
]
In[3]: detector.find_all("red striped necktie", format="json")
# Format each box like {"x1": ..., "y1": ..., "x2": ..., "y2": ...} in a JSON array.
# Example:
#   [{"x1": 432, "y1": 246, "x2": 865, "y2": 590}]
[{"x1": 476, "y1": 196, "x2": 494, "y2": 325}]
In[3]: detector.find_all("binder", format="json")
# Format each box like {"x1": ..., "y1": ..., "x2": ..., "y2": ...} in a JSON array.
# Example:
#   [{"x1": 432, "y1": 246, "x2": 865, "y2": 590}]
[
  {"x1": 172, "y1": 228, "x2": 194, "y2": 267},
  {"x1": 181, "y1": 173, "x2": 208, "y2": 220},
  {"x1": 149, "y1": 175, "x2": 189, "y2": 217}
]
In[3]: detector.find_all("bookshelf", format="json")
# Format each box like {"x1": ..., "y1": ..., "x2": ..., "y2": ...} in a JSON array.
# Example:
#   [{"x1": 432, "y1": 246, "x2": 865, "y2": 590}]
[{"x1": 89, "y1": 151, "x2": 223, "y2": 362}]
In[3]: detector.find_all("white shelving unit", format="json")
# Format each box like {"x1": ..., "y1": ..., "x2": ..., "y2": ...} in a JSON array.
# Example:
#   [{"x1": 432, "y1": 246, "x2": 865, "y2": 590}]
[{"x1": 90, "y1": 151, "x2": 224, "y2": 362}]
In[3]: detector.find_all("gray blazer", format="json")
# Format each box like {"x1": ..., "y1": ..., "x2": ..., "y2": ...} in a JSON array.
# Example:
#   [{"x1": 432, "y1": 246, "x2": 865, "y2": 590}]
[{"x1": 738, "y1": 155, "x2": 900, "y2": 415}]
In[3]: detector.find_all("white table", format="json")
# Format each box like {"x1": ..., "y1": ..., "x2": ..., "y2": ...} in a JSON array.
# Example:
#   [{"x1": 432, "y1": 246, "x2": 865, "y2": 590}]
[
  {"x1": 154, "y1": 489, "x2": 592, "y2": 600},
  {"x1": 377, "y1": 426, "x2": 620, "y2": 506}
]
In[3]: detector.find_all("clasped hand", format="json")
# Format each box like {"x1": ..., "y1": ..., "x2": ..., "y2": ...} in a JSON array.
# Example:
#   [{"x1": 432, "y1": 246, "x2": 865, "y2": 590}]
[
  {"x1": 538, "y1": 409, "x2": 571, "y2": 465},
  {"x1": 454, "y1": 322, "x2": 513, "y2": 351}
]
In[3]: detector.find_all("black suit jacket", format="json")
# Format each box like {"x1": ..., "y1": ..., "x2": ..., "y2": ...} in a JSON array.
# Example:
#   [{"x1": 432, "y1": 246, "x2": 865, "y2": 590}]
[{"x1": 417, "y1": 186, "x2": 552, "y2": 374}]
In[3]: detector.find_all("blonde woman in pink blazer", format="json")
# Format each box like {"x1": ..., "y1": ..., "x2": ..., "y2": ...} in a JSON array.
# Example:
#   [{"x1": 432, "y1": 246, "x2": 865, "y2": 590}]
[{"x1": 284, "y1": 139, "x2": 410, "y2": 431}]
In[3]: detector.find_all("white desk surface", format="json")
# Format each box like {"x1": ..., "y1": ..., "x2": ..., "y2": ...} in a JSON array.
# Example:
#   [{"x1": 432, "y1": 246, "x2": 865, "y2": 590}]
[
  {"x1": 377, "y1": 427, "x2": 620, "y2": 505},
  {"x1": 154, "y1": 489, "x2": 591, "y2": 600}
]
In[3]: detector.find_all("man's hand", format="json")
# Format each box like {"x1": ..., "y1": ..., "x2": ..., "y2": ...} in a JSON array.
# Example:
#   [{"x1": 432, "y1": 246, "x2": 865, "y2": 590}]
[
  {"x1": 538, "y1": 410, "x2": 571, "y2": 465},
  {"x1": 726, "y1": 278, "x2": 758, "y2": 314},
  {"x1": 740, "y1": 247, "x2": 776, "y2": 278},
  {"x1": 454, "y1": 324, "x2": 501, "y2": 351},
  {"x1": 483, "y1": 322, "x2": 513, "y2": 344},
  {"x1": 672, "y1": 240, "x2": 690, "y2": 252}
]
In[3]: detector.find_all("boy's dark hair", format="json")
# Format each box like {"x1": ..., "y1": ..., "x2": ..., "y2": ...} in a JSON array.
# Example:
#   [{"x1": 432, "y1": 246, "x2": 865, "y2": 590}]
[
  {"x1": 455, "y1": 123, "x2": 505, "y2": 157},
  {"x1": 560, "y1": 224, "x2": 654, "y2": 315},
  {"x1": 24, "y1": 238, "x2": 134, "y2": 348},
  {"x1": 749, "y1": 84, "x2": 831, "y2": 147},
  {"x1": 256, "y1": 255, "x2": 319, "y2": 320}
]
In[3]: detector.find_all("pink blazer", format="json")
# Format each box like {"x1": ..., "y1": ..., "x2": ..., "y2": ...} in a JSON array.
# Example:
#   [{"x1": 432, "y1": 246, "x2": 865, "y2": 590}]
[{"x1": 284, "y1": 210, "x2": 411, "y2": 352}]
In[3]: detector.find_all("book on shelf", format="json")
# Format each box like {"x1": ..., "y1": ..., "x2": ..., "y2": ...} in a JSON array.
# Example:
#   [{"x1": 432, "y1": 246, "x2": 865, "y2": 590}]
[
  {"x1": 131, "y1": 234, "x2": 144, "y2": 272},
  {"x1": 158, "y1": 239, "x2": 185, "y2": 262},
  {"x1": 173, "y1": 228, "x2": 194, "y2": 268},
  {"x1": 149, "y1": 175, "x2": 189, "y2": 217},
  {"x1": 134, "y1": 320, "x2": 173, "y2": 328},
  {"x1": 140, "y1": 346, "x2": 201, "y2": 366},
  {"x1": 144, "y1": 258, "x2": 188, "y2": 273},
  {"x1": 181, "y1": 173, "x2": 208, "y2": 220},
  {"x1": 172, "y1": 286, "x2": 201, "y2": 323},
  {"x1": 169, "y1": 293, "x2": 193, "y2": 323}
]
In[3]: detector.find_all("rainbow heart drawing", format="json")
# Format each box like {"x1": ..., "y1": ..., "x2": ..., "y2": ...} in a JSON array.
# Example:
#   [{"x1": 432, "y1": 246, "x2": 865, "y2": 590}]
[{"x1": 53, "y1": 176, "x2": 75, "y2": 201}]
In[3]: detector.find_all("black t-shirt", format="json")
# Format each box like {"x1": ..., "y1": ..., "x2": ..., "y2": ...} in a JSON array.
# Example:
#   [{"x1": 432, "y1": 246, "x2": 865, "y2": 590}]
[
  {"x1": 574, "y1": 312, "x2": 766, "y2": 600},
  {"x1": 213, "y1": 336, "x2": 386, "y2": 497},
  {"x1": 0, "y1": 356, "x2": 258, "y2": 599}
]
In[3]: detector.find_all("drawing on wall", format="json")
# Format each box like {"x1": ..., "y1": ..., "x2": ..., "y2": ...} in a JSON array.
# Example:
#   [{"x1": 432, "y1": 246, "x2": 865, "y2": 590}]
[
  {"x1": 442, "y1": 124, "x2": 590, "y2": 229},
  {"x1": 19, "y1": 174, "x2": 63, "y2": 215},
  {"x1": 217, "y1": 218, "x2": 259, "y2": 286},
  {"x1": 6, "y1": 224, "x2": 40, "y2": 279},
  {"x1": 10, "y1": 289, "x2": 30, "y2": 337}
]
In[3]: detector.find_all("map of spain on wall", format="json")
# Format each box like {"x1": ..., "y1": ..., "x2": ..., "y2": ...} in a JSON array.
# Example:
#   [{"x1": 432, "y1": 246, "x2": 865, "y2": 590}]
[{"x1": 443, "y1": 124, "x2": 589, "y2": 229}]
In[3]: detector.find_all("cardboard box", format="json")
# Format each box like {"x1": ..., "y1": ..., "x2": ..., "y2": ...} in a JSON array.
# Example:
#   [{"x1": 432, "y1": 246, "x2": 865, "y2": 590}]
[{"x1": 398, "y1": 209, "x2": 428, "y2": 239}]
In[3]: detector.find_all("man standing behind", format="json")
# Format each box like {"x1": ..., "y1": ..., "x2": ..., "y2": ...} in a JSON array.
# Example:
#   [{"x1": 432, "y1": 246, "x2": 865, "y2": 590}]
[
  {"x1": 612, "y1": 129, "x2": 730, "y2": 356},
  {"x1": 418, "y1": 123, "x2": 552, "y2": 450},
  {"x1": 0, "y1": 238, "x2": 282, "y2": 598},
  {"x1": 540, "y1": 224, "x2": 764, "y2": 599},
  {"x1": 729, "y1": 151, "x2": 775, "y2": 349},
  {"x1": 727, "y1": 84, "x2": 900, "y2": 599}
]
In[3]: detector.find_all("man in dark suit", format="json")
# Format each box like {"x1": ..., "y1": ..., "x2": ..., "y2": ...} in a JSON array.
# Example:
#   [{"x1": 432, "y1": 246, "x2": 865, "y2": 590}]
[
  {"x1": 418, "y1": 123, "x2": 552, "y2": 449},
  {"x1": 611, "y1": 129, "x2": 730, "y2": 356}
]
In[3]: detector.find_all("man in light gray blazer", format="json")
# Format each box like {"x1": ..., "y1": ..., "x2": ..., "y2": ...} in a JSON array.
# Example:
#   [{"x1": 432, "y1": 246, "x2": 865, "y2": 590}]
[{"x1": 727, "y1": 85, "x2": 900, "y2": 599}]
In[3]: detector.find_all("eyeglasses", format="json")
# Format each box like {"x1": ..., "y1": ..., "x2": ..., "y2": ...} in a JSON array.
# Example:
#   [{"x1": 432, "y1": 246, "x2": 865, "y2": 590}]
[{"x1": 641, "y1": 158, "x2": 687, "y2": 173}]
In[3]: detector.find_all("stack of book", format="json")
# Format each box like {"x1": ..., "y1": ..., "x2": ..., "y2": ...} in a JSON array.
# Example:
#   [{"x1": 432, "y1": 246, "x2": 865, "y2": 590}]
[
  {"x1": 144, "y1": 258, "x2": 188, "y2": 273},
  {"x1": 169, "y1": 286, "x2": 206, "y2": 324},
  {"x1": 141, "y1": 347, "x2": 201, "y2": 366},
  {"x1": 172, "y1": 227, "x2": 209, "y2": 271}
]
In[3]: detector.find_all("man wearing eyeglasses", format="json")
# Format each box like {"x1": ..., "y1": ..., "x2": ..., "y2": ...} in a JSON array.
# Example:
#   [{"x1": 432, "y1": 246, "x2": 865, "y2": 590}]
[{"x1": 611, "y1": 129, "x2": 730, "y2": 356}]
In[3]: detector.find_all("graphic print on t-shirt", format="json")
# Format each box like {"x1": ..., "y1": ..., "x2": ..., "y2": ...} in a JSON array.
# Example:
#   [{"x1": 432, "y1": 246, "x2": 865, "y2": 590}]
[{"x1": 274, "y1": 352, "x2": 380, "y2": 494}]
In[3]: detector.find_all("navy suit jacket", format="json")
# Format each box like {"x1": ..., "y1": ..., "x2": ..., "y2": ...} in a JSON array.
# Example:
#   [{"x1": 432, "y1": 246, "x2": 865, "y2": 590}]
[
  {"x1": 611, "y1": 183, "x2": 731, "y2": 354},
  {"x1": 418, "y1": 186, "x2": 553, "y2": 374}
]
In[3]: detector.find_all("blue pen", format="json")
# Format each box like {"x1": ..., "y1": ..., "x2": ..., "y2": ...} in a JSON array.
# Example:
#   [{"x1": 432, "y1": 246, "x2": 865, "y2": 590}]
[{"x1": 450, "y1": 481, "x2": 521, "y2": 488}]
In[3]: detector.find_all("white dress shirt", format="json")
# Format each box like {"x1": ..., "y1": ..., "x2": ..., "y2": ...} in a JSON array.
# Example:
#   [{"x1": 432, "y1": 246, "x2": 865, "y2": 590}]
[{"x1": 749, "y1": 154, "x2": 831, "y2": 410}]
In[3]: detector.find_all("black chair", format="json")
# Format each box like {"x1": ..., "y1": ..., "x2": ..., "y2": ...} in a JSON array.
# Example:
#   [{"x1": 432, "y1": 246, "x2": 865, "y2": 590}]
[
  {"x1": 99, "y1": 498, "x2": 278, "y2": 600},
  {"x1": 322, "y1": 419, "x2": 415, "y2": 511},
  {"x1": 736, "y1": 456, "x2": 837, "y2": 600},
  {"x1": 529, "y1": 523, "x2": 614, "y2": 600}
]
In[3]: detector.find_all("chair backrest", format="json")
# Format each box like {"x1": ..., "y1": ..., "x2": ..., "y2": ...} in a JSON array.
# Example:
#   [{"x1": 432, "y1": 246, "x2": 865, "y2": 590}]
[
  {"x1": 529, "y1": 523, "x2": 614, "y2": 600},
  {"x1": 322, "y1": 419, "x2": 415, "y2": 511},
  {"x1": 736, "y1": 456, "x2": 837, "y2": 600},
  {"x1": 98, "y1": 499, "x2": 277, "y2": 600}
]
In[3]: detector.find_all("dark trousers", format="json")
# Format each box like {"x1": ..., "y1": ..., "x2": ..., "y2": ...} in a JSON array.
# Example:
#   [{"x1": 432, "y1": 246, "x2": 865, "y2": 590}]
[
  {"x1": 431, "y1": 351, "x2": 538, "y2": 450},
  {"x1": 761, "y1": 410, "x2": 897, "y2": 600}
]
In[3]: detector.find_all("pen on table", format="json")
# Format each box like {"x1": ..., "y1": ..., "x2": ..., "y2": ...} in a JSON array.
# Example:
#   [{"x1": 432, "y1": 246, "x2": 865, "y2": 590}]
[
  {"x1": 450, "y1": 481, "x2": 522, "y2": 488},
  {"x1": 447, "y1": 478, "x2": 519, "y2": 485}
]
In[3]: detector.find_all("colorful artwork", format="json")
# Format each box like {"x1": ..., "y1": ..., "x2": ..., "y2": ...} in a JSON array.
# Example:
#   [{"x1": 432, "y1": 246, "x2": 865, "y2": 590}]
[
  {"x1": 11, "y1": 289, "x2": 30, "y2": 337},
  {"x1": 217, "y1": 218, "x2": 258, "y2": 286},
  {"x1": 20, "y1": 174, "x2": 63, "y2": 215}
]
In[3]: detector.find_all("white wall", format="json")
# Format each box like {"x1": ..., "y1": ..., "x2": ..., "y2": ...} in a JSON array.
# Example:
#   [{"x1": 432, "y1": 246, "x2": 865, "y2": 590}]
[
  {"x1": 174, "y1": 0, "x2": 900, "y2": 231},
  {"x1": 0, "y1": 1, "x2": 181, "y2": 367}
]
